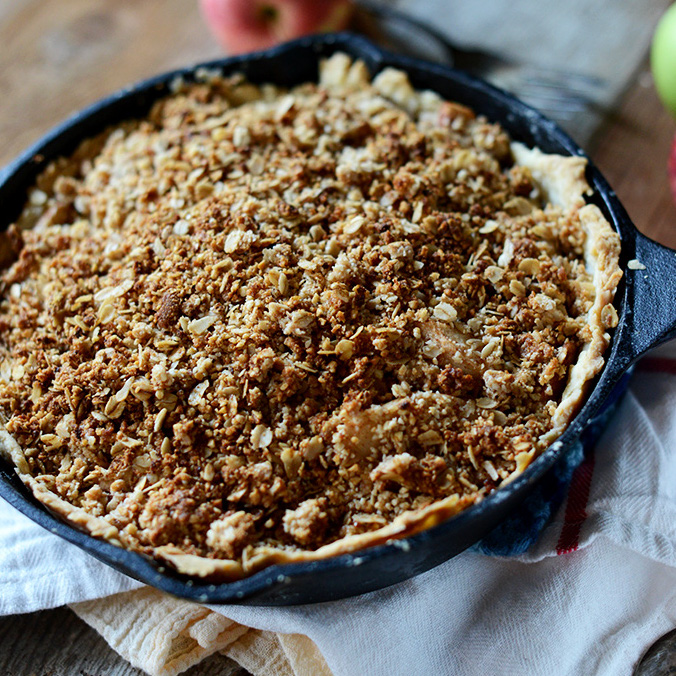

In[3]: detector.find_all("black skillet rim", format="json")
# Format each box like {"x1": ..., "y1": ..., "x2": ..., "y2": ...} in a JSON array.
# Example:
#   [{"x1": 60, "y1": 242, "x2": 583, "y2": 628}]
[{"x1": 0, "y1": 32, "x2": 638, "y2": 604}]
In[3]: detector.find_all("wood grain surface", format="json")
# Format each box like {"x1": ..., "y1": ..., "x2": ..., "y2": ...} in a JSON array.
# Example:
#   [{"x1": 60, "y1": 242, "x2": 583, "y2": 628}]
[
  {"x1": 0, "y1": 0, "x2": 675, "y2": 675},
  {"x1": 0, "y1": 606, "x2": 245, "y2": 676},
  {"x1": 592, "y1": 69, "x2": 676, "y2": 249},
  {"x1": 391, "y1": 0, "x2": 671, "y2": 144}
]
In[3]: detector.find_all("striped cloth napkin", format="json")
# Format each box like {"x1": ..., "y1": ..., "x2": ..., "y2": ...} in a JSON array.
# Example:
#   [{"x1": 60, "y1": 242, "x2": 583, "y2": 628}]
[{"x1": 1, "y1": 342, "x2": 676, "y2": 676}]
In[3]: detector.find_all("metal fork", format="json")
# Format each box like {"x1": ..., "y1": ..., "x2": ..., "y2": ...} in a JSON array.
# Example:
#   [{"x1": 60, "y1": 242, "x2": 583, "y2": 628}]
[{"x1": 357, "y1": 1, "x2": 606, "y2": 125}]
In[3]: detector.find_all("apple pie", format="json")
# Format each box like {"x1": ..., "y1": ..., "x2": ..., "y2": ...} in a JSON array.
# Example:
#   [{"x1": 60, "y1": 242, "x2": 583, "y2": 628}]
[{"x1": 0, "y1": 54, "x2": 621, "y2": 579}]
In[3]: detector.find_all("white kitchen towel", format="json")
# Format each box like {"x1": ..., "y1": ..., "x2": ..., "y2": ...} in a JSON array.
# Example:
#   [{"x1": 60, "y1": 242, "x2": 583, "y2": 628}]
[{"x1": 2, "y1": 342, "x2": 676, "y2": 676}]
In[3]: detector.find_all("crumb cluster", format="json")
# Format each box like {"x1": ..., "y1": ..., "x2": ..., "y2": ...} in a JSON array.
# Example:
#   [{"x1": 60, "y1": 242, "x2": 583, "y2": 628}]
[{"x1": 0, "y1": 54, "x2": 620, "y2": 576}]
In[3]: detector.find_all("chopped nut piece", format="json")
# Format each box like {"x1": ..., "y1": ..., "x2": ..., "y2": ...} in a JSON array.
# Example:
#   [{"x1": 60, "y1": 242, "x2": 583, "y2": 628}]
[
  {"x1": 301, "y1": 436, "x2": 324, "y2": 461},
  {"x1": 232, "y1": 125, "x2": 250, "y2": 148},
  {"x1": 627, "y1": 259, "x2": 646, "y2": 270},
  {"x1": 497, "y1": 239, "x2": 515, "y2": 267},
  {"x1": 476, "y1": 397, "x2": 498, "y2": 409},
  {"x1": 280, "y1": 448, "x2": 302, "y2": 478},
  {"x1": 188, "y1": 381, "x2": 210, "y2": 406},
  {"x1": 202, "y1": 463, "x2": 215, "y2": 481},
  {"x1": 335, "y1": 339, "x2": 355, "y2": 360},
  {"x1": 518, "y1": 258, "x2": 541, "y2": 276},
  {"x1": 418, "y1": 430, "x2": 443, "y2": 446},
  {"x1": 509, "y1": 279, "x2": 527, "y2": 297},
  {"x1": 485, "y1": 266, "x2": 504, "y2": 284},
  {"x1": 94, "y1": 279, "x2": 133, "y2": 303},
  {"x1": 277, "y1": 272, "x2": 289, "y2": 295},
  {"x1": 504, "y1": 196, "x2": 533, "y2": 216},
  {"x1": 344, "y1": 216, "x2": 365, "y2": 235},
  {"x1": 173, "y1": 220, "x2": 189, "y2": 236},
  {"x1": 187, "y1": 315, "x2": 217, "y2": 334},
  {"x1": 479, "y1": 219, "x2": 499, "y2": 234},
  {"x1": 104, "y1": 397, "x2": 125, "y2": 419},
  {"x1": 154, "y1": 408, "x2": 168, "y2": 433},
  {"x1": 483, "y1": 460, "x2": 499, "y2": 481},
  {"x1": 433, "y1": 302, "x2": 458, "y2": 322},
  {"x1": 601, "y1": 303, "x2": 619, "y2": 329},
  {"x1": 251, "y1": 424, "x2": 273, "y2": 449}
]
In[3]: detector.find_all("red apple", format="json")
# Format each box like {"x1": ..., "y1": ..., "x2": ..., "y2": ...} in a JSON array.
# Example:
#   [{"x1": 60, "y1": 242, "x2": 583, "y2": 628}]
[
  {"x1": 200, "y1": 0, "x2": 354, "y2": 55},
  {"x1": 670, "y1": 133, "x2": 676, "y2": 208}
]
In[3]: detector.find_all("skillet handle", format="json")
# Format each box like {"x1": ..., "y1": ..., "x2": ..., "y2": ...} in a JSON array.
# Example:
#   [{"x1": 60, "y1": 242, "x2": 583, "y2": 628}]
[{"x1": 608, "y1": 230, "x2": 676, "y2": 378}]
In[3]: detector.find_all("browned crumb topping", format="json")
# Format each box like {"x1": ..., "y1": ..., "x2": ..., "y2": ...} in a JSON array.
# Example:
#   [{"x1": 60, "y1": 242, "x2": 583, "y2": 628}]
[{"x1": 0, "y1": 55, "x2": 614, "y2": 570}]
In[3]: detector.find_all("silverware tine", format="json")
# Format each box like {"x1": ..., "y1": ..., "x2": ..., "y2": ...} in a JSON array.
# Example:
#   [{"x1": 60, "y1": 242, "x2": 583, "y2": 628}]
[{"x1": 358, "y1": 2, "x2": 606, "y2": 127}]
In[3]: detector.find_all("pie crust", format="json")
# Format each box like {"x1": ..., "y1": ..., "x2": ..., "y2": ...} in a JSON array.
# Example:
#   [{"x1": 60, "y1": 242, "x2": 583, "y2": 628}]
[{"x1": 0, "y1": 54, "x2": 622, "y2": 580}]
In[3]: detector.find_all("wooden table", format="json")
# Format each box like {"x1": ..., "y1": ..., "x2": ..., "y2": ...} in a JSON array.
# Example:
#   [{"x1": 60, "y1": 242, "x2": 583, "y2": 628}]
[{"x1": 0, "y1": 1, "x2": 675, "y2": 674}]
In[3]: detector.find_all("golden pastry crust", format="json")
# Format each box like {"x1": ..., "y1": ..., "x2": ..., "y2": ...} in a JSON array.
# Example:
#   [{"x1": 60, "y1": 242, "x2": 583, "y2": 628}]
[{"x1": 0, "y1": 54, "x2": 621, "y2": 579}]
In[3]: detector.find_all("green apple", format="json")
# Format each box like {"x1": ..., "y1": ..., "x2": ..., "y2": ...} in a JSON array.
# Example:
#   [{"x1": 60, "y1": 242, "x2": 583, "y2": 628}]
[{"x1": 652, "y1": 3, "x2": 676, "y2": 117}]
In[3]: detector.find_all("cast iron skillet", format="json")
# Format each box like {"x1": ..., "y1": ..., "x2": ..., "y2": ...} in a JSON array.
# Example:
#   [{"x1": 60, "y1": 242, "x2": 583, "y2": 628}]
[{"x1": 1, "y1": 33, "x2": 675, "y2": 606}]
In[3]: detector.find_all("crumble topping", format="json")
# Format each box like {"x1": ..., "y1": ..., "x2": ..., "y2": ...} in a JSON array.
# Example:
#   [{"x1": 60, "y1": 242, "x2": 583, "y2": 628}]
[{"x1": 0, "y1": 54, "x2": 621, "y2": 577}]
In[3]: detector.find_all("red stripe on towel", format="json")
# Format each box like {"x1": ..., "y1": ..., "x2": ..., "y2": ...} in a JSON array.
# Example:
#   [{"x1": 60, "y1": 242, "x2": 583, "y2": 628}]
[
  {"x1": 637, "y1": 357, "x2": 676, "y2": 375},
  {"x1": 556, "y1": 452, "x2": 596, "y2": 555}
]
